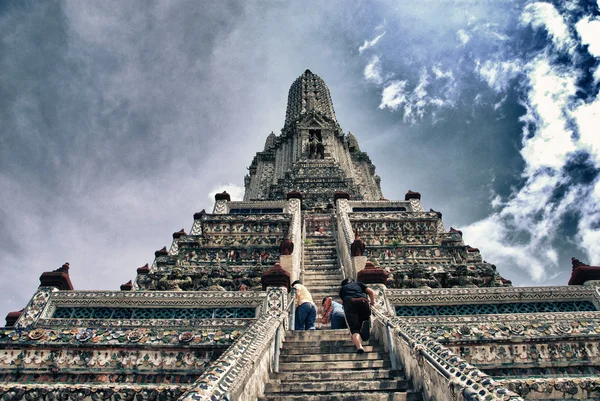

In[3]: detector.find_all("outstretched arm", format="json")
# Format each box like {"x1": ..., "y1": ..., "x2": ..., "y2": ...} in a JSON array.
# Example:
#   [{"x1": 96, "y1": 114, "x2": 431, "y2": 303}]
[{"x1": 365, "y1": 288, "x2": 375, "y2": 306}]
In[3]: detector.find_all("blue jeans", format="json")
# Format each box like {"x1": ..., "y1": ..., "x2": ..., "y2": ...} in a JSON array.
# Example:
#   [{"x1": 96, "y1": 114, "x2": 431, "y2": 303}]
[
  {"x1": 331, "y1": 313, "x2": 347, "y2": 329},
  {"x1": 295, "y1": 302, "x2": 316, "y2": 330}
]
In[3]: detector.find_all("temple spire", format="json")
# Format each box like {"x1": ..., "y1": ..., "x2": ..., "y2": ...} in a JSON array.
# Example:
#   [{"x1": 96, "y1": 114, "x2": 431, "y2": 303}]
[{"x1": 284, "y1": 69, "x2": 337, "y2": 127}]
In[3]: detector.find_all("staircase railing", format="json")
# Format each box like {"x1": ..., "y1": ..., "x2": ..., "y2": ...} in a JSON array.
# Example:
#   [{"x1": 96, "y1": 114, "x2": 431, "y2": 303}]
[
  {"x1": 334, "y1": 198, "x2": 354, "y2": 279},
  {"x1": 330, "y1": 215, "x2": 346, "y2": 280},
  {"x1": 371, "y1": 304, "x2": 525, "y2": 401},
  {"x1": 181, "y1": 287, "x2": 294, "y2": 401},
  {"x1": 274, "y1": 287, "x2": 296, "y2": 373}
]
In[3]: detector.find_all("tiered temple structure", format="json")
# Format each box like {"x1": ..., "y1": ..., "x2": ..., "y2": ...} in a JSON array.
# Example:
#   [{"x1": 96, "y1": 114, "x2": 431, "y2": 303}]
[{"x1": 2, "y1": 70, "x2": 600, "y2": 401}]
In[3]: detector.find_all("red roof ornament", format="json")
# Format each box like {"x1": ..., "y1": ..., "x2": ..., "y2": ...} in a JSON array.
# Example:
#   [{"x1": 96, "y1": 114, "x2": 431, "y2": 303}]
[
  {"x1": 5, "y1": 309, "x2": 23, "y2": 327},
  {"x1": 137, "y1": 263, "x2": 150, "y2": 274},
  {"x1": 568, "y1": 257, "x2": 600, "y2": 285},
  {"x1": 404, "y1": 190, "x2": 421, "y2": 200},
  {"x1": 193, "y1": 209, "x2": 207, "y2": 219},
  {"x1": 120, "y1": 280, "x2": 133, "y2": 291},
  {"x1": 215, "y1": 191, "x2": 231, "y2": 201},
  {"x1": 357, "y1": 260, "x2": 388, "y2": 285},
  {"x1": 39, "y1": 262, "x2": 74, "y2": 290},
  {"x1": 261, "y1": 262, "x2": 290, "y2": 291},
  {"x1": 155, "y1": 247, "x2": 168, "y2": 257},
  {"x1": 173, "y1": 229, "x2": 186, "y2": 239}
]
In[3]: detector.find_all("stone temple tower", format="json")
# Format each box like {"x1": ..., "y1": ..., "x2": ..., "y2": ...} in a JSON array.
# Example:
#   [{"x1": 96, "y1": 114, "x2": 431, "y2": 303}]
[
  {"x1": 244, "y1": 69, "x2": 383, "y2": 211},
  {"x1": 2, "y1": 70, "x2": 600, "y2": 401}
]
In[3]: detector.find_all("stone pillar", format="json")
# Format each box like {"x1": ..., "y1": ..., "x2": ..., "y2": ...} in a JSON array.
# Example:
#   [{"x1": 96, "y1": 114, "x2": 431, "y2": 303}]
[
  {"x1": 279, "y1": 256, "x2": 294, "y2": 281},
  {"x1": 353, "y1": 255, "x2": 368, "y2": 278},
  {"x1": 213, "y1": 191, "x2": 230, "y2": 214}
]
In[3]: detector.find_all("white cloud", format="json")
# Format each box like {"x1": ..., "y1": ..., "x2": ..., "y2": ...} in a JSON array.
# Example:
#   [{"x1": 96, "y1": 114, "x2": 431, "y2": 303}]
[
  {"x1": 376, "y1": 66, "x2": 456, "y2": 122},
  {"x1": 463, "y1": 2, "x2": 600, "y2": 282},
  {"x1": 520, "y1": 2, "x2": 574, "y2": 52},
  {"x1": 576, "y1": 16, "x2": 600, "y2": 57},
  {"x1": 359, "y1": 32, "x2": 386, "y2": 54},
  {"x1": 364, "y1": 55, "x2": 384, "y2": 84},
  {"x1": 577, "y1": 177, "x2": 600, "y2": 264},
  {"x1": 431, "y1": 65, "x2": 454, "y2": 80},
  {"x1": 572, "y1": 97, "x2": 600, "y2": 166},
  {"x1": 457, "y1": 29, "x2": 470, "y2": 46},
  {"x1": 378, "y1": 80, "x2": 408, "y2": 111},
  {"x1": 462, "y1": 214, "x2": 548, "y2": 281},
  {"x1": 519, "y1": 56, "x2": 577, "y2": 173},
  {"x1": 475, "y1": 59, "x2": 523, "y2": 93}
]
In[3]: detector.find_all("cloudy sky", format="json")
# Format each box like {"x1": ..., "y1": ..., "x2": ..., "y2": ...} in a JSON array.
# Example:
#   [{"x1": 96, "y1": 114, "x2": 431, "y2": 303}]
[{"x1": 1, "y1": 0, "x2": 599, "y2": 320}]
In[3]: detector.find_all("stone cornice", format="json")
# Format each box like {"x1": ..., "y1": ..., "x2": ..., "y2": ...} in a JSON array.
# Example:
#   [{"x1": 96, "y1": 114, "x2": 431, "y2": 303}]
[{"x1": 386, "y1": 286, "x2": 597, "y2": 305}]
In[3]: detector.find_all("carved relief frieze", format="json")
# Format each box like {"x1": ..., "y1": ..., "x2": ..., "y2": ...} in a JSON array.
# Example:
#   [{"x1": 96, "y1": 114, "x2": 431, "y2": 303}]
[
  {"x1": 386, "y1": 286, "x2": 597, "y2": 305},
  {"x1": 501, "y1": 377, "x2": 600, "y2": 399},
  {"x1": 449, "y1": 340, "x2": 600, "y2": 367},
  {"x1": 0, "y1": 326, "x2": 245, "y2": 348},
  {"x1": 0, "y1": 384, "x2": 190, "y2": 401},
  {"x1": 414, "y1": 315, "x2": 600, "y2": 342},
  {"x1": 0, "y1": 346, "x2": 221, "y2": 372}
]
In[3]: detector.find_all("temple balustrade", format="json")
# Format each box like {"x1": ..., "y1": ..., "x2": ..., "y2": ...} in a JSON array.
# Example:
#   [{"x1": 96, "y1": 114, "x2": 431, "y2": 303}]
[
  {"x1": 0, "y1": 288, "x2": 273, "y2": 398},
  {"x1": 377, "y1": 285, "x2": 600, "y2": 399}
]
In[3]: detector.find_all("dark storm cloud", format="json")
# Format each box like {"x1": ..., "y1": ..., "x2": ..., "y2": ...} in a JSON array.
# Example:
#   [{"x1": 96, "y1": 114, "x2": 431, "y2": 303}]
[{"x1": 1, "y1": 0, "x2": 600, "y2": 321}]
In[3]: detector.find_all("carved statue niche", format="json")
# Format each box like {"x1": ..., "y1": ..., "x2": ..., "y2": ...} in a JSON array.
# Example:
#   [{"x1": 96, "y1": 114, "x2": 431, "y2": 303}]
[
  {"x1": 308, "y1": 129, "x2": 325, "y2": 159},
  {"x1": 351, "y1": 231, "x2": 366, "y2": 257},
  {"x1": 280, "y1": 235, "x2": 294, "y2": 255}
]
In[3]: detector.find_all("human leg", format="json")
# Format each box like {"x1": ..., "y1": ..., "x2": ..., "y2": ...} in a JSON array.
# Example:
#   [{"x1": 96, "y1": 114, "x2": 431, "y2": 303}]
[
  {"x1": 352, "y1": 333, "x2": 364, "y2": 353},
  {"x1": 295, "y1": 302, "x2": 309, "y2": 330},
  {"x1": 343, "y1": 298, "x2": 364, "y2": 351},
  {"x1": 356, "y1": 299, "x2": 372, "y2": 341},
  {"x1": 305, "y1": 304, "x2": 317, "y2": 330},
  {"x1": 331, "y1": 313, "x2": 347, "y2": 329}
]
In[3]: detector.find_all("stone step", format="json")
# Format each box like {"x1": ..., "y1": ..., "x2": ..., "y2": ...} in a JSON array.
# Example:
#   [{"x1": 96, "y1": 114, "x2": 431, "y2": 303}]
[
  {"x1": 259, "y1": 391, "x2": 420, "y2": 401},
  {"x1": 303, "y1": 282, "x2": 340, "y2": 288},
  {"x1": 304, "y1": 265, "x2": 339, "y2": 270},
  {"x1": 278, "y1": 359, "x2": 390, "y2": 371},
  {"x1": 283, "y1": 338, "x2": 363, "y2": 347},
  {"x1": 271, "y1": 369, "x2": 397, "y2": 382},
  {"x1": 282, "y1": 345, "x2": 380, "y2": 354},
  {"x1": 303, "y1": 280, "x2": 340, "y2": 286},
  {"x1": 305, "y1": 286, "x2": 339, "y2": 293},
  {"x1": 280, "y1": 352, "x2": 386, "y2": 363},
  {"x1": 304, "y1": 248, "x2": 336, "y2": 252},
  {"x1": 303, "y1": 276, "x2": 343, "y2": 282},
  {"x1": 265, "y1": 378, "x2": 409, "y2": 393},
  {"x1": 304, "y1": 268, "x2": 338, "y2": 272},
  {"x1": 286, "y1": 329, "x2": 350, "y2": 337},
  {"x1": 304, "y1": 273, "x2": 339, "y2": 278},
  {"x1": 303, "y1": 271, "x2": 343, "y2": 276}
]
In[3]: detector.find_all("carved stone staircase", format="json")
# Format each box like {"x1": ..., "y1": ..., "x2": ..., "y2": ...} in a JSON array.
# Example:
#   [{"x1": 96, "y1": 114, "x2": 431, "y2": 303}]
[
  {"x1": 302, "y1": 233, "x2": 343, "y2": 304},
  {"x1": 259, "y1": 330, "x2": 421, "y2": 400}
]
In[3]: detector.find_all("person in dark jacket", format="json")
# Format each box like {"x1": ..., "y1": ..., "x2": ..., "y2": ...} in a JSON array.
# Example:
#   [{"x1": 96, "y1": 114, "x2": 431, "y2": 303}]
[{"x1": 339, "y1": 277, "x2": 375, "y2": 353}]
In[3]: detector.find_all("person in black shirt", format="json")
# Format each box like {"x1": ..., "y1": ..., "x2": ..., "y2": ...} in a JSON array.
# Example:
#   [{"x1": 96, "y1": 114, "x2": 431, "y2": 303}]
[{"x1": 339, "y1": 277, "x2": 375, "y2": 353}]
